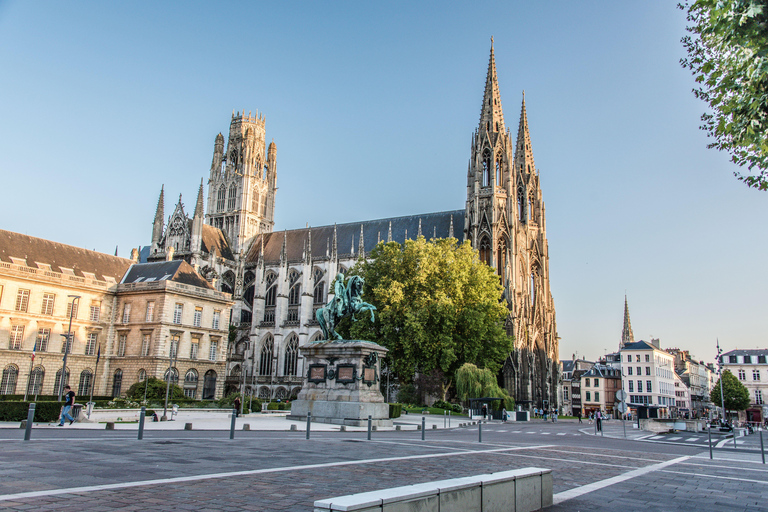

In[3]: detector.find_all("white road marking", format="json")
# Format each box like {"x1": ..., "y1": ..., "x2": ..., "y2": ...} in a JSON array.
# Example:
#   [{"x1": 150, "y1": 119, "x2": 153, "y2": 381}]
[
  {"x1": 553, "y1": 456, "x2": 690, "y2": 505},
  {"x1": 668, "y1": 436, "x2": 682, "y2": 440},
  {"x1": 649, "y1": 435, "x2": 664, "y2": 440},
  {"x1": 0, "y1": 444, "x2": 555, "y2": 502},
  {"x1": 660, "y1": 469, "x2": 768, "y2": 484},
  {"x1": 685, "y1": 438, "x2": 699, "y2": 442}
]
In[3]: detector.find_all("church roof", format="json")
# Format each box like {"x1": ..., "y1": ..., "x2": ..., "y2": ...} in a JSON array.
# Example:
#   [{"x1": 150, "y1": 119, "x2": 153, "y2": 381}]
[
  {"x1": 0, "y1": 229, "x2": 133, "y2": 282},
  {"x1": 201, "y1": 224, "x2": 235, "y2": 261},
  {"x1": 246, "y1": 210, "x2": 465, "y2": 264},
  {"x1": 121, "y1": 259, "x2": 215, "y2": 289}
]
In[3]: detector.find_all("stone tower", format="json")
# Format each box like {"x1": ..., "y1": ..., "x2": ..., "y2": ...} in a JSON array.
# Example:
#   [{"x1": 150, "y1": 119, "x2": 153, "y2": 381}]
[
  {"x1": 620, "y1": 295, "x2": 635, "y2": 349},
  {"x1": 206, "y1": 110, "x2": 277, "y2": 254},
  {"x1": 465, "y1": 41, "x2": 559, "y2": 408}
]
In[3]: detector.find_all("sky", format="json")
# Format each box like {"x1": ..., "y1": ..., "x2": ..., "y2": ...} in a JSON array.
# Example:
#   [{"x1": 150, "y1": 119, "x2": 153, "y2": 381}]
[{"x1": 0, "y1": 2, "x2": 765, "y2": 365}]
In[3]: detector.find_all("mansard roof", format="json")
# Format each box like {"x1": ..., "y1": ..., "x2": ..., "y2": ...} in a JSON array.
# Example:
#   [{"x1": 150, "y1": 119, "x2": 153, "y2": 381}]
[
  {"x1": 246, "y1": 210, "x2": 465, "y2": 264},
  {"x1": 0, "y1": 229, "x2": 132, "y2": 281},
  {"x1": 620, "y1": 340, "x2": 657, "y2": 351},
  {"x1": 201, "y1": 224, "x2": 235, "y2": 261},
  {"x1": 722, "y1": 349, "x2": 768, "y2": 357},
  {"x1": 121, "y1": 259, "x2": 214, "y2": 289}
]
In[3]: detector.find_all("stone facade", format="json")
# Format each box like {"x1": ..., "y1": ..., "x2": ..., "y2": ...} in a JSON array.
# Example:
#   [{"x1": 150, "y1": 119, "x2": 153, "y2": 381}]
[
  {"x1": 0, "y1": 230, "x2": 232, "y2": 399},
  {"x1": 144, "y1": 44, "x2": 560, "y2": 408},
  {"x1": 720, "y1": 349, "x2": 768, "y2": 423}
]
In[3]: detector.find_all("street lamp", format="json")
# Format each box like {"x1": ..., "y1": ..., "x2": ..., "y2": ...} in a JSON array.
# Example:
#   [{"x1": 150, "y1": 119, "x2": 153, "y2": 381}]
[
  {"x1": 716, "y1": 339, "x2": 726, "y2": 423},
  {"x1": 58, "y1": 295, "x2": 81, "y2": 402},
  {"x1": 162, "y1": 336, "x2": 177, "y2": 421}
]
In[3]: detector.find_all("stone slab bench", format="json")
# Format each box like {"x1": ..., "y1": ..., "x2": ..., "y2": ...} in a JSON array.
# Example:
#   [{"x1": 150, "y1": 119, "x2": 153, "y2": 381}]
[{"x1": 314, "y1": 467, "x2": 552, "y2": 512}]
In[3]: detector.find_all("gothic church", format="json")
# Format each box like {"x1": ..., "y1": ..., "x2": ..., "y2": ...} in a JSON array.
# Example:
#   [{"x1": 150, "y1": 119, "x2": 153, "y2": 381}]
[{"x1": 146, "y1": 44, "x2": 560, "y2": 408}]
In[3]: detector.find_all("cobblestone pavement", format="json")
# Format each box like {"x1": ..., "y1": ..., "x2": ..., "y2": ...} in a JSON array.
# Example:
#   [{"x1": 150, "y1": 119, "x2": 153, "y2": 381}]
[{"x1": 0, "y1": 423, "x2": 765, "y2": 511}]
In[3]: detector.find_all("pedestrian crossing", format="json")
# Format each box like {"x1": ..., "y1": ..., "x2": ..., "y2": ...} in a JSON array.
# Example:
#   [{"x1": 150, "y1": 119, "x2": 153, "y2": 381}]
[{"x1": 483, "y1": 428, "x2": 581, "y2": 436}]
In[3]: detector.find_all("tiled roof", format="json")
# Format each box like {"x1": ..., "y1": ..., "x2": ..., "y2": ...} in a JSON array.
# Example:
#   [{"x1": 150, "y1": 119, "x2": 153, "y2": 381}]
[
  {"x1": 621, "y1": 341, "x2": 656, "y2": 351},
  {"x1": 246, "y1": 210, "x2": 465, "y2": 264},
  {"x1": 201, "y1": 225, "x2": 235, "y2": 261},
  {"x1": 722, "y1": 349, "x2": 768, "y2": 357},
  {"x1": 121, "y1": 260, "x2": 214, "y2": 289},
  {"x1": 0, "y1": 229, "x2": 132, "y2": 281}
]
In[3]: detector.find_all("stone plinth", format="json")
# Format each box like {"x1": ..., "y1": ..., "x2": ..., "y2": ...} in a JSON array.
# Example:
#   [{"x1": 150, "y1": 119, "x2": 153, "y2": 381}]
[{"x1": 288, "y1": 340, "x2": 392, "y2": 427}]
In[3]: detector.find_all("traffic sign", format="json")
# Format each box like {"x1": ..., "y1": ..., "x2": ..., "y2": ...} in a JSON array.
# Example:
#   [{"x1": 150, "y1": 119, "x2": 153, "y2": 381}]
[
  {"x1": 616, "y1": 402, "x2": 628, "y2": 413},
  {"x1": 616, "y1": 390, "x2": 627, "y2": 402}
]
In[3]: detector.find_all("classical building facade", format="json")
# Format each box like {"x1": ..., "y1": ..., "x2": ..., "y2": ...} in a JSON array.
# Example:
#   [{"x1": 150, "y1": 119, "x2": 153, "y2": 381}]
[
  {"x1": 0, "y1": 230, "x2": 232, "y2": 399},
  {"x1": 145, "y1": 44, "x2": 560, "y2": 407},
  {"x1": 720, "y1": 349, "x2": 768, "y2": 423}
]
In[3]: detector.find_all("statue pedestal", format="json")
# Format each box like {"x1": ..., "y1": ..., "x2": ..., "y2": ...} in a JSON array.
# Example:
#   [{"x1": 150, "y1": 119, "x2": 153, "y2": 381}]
[{"x1": 288, "y1": 340, "x2": 392, "y2": 427}]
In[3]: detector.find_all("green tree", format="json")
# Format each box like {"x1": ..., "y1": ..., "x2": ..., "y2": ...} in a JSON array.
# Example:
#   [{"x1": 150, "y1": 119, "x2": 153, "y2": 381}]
[
  {"x1": 125, "y1": 377, "x2": 184, "y2": 402},
  {"x1": 710, "y1": 369, "x2": 751, "y2": 414},
  {"x1": 455, "y1": 363, "x2": 514, "y2": 410},
  {"x1": 680, "y1": 0, "x2": 768, "y2": 190},
  {"x1": 345, "y1": 237, "x2": 513, "y2": 398}
]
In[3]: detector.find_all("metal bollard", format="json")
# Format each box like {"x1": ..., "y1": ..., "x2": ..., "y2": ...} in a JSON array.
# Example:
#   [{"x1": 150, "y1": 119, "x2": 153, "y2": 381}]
[
  {"x1": 449, "y1": 410, "x2": 451, "y2": 428},
  {"x1": 23, "y1": 403, "x2": 35, "y2": 441},
  {"x1": 708, "y1": 425, "x2": 713, "y2": 460},
  {"x1": 367, "y1": 415, "x2": 372, "y2": 440},
  {"x1": 138, "y1": 406, "x2": 146, "y2": 440},
  {"x1": 479, "y1": 421, "x2": 482, "y2": 443},
  {"x1": 444, "y1": 410, "x2": 446, "y2": 429},
  {"x1": 422, "y1": 417, "x2": 425, "y2": 441},
  {"x1": 229, "y1": 407, "x2": 237, "y2": 440},
  {"x1": 306, "y1": 412, "x2": 311, "y2": 440},
  {"x1": 761, "y1": 428, "x2": 765, "y2": 465}
]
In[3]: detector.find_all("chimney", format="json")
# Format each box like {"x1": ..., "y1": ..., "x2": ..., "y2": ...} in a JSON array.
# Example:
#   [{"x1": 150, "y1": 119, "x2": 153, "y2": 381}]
[
  {"x1": 166, "y1": 246, "x2": 175, "y2": 261},
  {"x1": 130, "y1": 248, "x2": 139, "y2": 263}
]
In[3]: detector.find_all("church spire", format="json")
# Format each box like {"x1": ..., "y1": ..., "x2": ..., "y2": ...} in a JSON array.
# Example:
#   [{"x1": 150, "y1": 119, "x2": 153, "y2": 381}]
[
  {"x1": 191, "y1": 178, "x2": 205, "y2": 254},
  {"x1": 621, "y1": 295, "x2": 635, "y2": 349},
  {"x1": 193, "y1": 178, "x2": 205, "y2": 219},
  {"x1": 151, "y1": 185, "x2": 165, "y2": 246},
  {"x1": 479, "y1": 38, "x2": 505, "y2": 136},
  {"x1": 514, "y1": 92, "x2": 536, "y2": 175}
]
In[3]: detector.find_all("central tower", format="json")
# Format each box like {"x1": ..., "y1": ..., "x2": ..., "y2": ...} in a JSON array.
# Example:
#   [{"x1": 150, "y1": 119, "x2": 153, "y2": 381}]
[
  {"x1": 465, "y1": 42, "x2": 559, "y2": 408},
  {"x1": 206, "y1": 110, "x2": 277, "y2": 254}
]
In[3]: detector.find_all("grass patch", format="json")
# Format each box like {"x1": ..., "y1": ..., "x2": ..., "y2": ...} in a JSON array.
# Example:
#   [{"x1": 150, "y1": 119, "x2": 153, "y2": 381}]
[{"x1": 402, "y1": 406, "x2": 466, "y2": 416}]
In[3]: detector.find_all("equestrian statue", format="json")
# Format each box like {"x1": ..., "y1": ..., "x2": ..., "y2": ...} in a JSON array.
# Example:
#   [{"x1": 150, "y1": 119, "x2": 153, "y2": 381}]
[{"x1": 316, "y1": 273, "x2": 376, "y2": 340}]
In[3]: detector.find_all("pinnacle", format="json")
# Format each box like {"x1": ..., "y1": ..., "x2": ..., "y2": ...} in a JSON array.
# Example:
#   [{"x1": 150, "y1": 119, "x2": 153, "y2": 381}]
[{"x1": 479, "y1": 41, "x2": 505, "y2": 135}]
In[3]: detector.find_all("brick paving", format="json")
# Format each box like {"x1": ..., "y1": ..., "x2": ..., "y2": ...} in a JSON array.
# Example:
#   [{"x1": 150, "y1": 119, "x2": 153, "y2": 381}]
[{"x1": 0, "y1": 423, "x2": 764, "y2": 511}]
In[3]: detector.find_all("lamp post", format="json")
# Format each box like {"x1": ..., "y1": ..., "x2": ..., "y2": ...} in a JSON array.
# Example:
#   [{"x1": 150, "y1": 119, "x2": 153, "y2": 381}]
[
  {"x1": 716, "y1": 340, "x2": 726, "y2": 422},
  {"x1": 58, "y1": 295, "x2": 80, "y2": 402},
  {"x1": 162, "y1": 336, "x2": 177, "y2": 421}
]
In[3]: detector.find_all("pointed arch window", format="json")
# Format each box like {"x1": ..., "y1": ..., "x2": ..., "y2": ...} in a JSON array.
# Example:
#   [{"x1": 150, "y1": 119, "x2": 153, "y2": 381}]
[
  {"x1": 217, "y1": 185, "x2": 226, "y2": 211},
  {"x1": 482, "y1": 150, "x2": 491, "y2": 188},
  {"x1": 530, "y1": 267, "x2": 538, "y2": 307},
  {"x1": 227, "y1": 184, "x2": 237, "y2": 210},
  {"x1": 497, "y1": 239, "x2": 507, "y2": 277},
  {"x1": 313, "y1": 282, "x2": 325, "y2": 304},
  {"x1": 479, "y1": 237, "x2": 491, "y2": 266},
  {"x1": 259, "y1": 336, "x2": 274, "y2": 376},
  {"x1": 529, "y1": 194, "x2": 535, "y2": 223},
  {"x1": 517, "y1": 186, "x2": 526, "y2": 223},
  {"x1": 495, "y1": 156, "x2": 502, "y2": 185},
  {"x1": 283, "y1": 334, "x2": 299, "y2": 376}
]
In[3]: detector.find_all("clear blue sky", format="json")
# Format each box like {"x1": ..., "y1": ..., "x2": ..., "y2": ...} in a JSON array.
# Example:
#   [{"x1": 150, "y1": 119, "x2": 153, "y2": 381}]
[{"x1": 1, "y1": 2, "x2": 765, "y2": 365}]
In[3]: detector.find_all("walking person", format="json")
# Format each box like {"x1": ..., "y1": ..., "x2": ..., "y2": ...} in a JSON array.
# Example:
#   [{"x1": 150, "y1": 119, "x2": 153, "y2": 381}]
[
  {"x1": 588, "y1": 411, "x2": 593, "y2": 424},
  {"x1": 596, "y1": 409, "x2": 603, "y2": 432},
  {"x1": 234, "y1": 396, "x2": 241, "y2": 417},
  {"x1": 502, "y1": 407, "x2": 507, "y2": 423},
  {"x1": 577, "y1": 410, "x2": 582, "y2": 423},
  {"x1": 58, "y1": 385, "x2": 76, "y2": 426}
]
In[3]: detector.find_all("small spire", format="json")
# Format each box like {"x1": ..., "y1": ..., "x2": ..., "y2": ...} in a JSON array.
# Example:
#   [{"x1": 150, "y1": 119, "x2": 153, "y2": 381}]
[
  {"x1": 306, "y1": 229, "x2": 312, "y2": 265},
  {"x1": 358, "y1": 224, "x2": 365, "y2": 256},
  {"x1": 449, "y1": 216, "x2": 454, "y2": 238},
  {"x1": 387, "y1": 221, "x2": 392, "y2": 243},
  {"x1": 405, "y1": 229, "x2": 408, "y2": 240},
  {"x1": 193, "y1": 178, "x2": 205, "y2": 218},
  {"x1": 377, "y1": 231, "x2": 381, "y2": 244},
  {"x1": 332, "y1": 224, "x2": 338, "y2": 259},
  {"x1": 621, "y1": 295, "x2": 635, "y2": 349},
  {"x1": 152, "y1": 185, "x2": 165, "y2": 244},
  {"x1": 258, "y1": 234, "x2": 264, "y2": 268},
  {"x1": 350, "y1": 236, "x2": 355, "y2": 255},
  {"x1": 515, "y1": 92, "x2": 535, "y2": 175},
  {"x1": 114, "y1": 245, "x2": 118, "y2": 256},
  {"x1": 433, "y1": 226, "x2": 436, "y2": 238},
  {"x1": 479, "y1": 40, "x2": 505, "y2": 134},
  {"x1": 280, "y1": 230, "x2": 287, "y2": 267},
  {"x1": 418, "y1": 219, "x2": 422, "y2": 238}
]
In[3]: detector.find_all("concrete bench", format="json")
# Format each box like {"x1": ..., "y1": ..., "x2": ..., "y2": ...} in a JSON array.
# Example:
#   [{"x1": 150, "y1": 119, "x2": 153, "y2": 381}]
[{"x1": 314, "y1": 467, "x2": 552, "y2": 512}]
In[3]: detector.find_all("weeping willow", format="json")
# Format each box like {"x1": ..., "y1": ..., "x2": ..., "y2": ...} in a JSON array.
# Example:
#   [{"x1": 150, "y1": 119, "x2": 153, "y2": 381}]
[{"x1": 455, "y1": 363, "x2": 514, "y2": 410}]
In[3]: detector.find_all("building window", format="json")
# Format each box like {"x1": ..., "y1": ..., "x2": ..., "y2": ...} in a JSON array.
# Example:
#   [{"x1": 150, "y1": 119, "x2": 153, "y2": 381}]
[
  {"x1": 478, "y1": 237, "x2": 491, "y2": 266},
  {"x1": 27, "y1": 367, "x2": 44, "y2": 396},
  {"x1": 61, "y1": 333, "x2": 73, "y2": 354},
  {"x1": 645, "y1": 367, "x2": 651, "y2": 376},
  {"x1": 482, "y1": 150, "x2": 491, "y2": 187},
  {"x1": 193, "y1": 307, "x2": 202, "y2": 327},
  {"x1": 35, "y1": 328, "x2": 50, "y2": 352},
  {"x1": 0, "y1": 365, "x2": 18, "y2": 395},
  {"x1": 645, "y1": 354, "x2": 650, "y2": 362},
  {"x1": 209, "y1": 341, "x2": 218, "y2": 362},
  {"x1": 260, "y1": 336, "x2": 274, "y2": 375},
  {"x1": 627, "y1": 355, "x2": 632, "y2": 362},
  {"x1": 594, "y1": 392, "x2": 600, "y2": 402},
  {"x1": 190, "y1": 339, "x2": 199, "y2": 360},
  {"x1": 9, "y1": 325, "x2": 24, "y2": 350},
  {"x1": 637, "y1": 366, "x2": 642, "y2": 375},
  {"x1": 586, "y1": 391, "x2": 591, "y2": 401},
  {"x1": 170, "y1": 335, "x2": 179, "y2": 359},
  {"x1": 744, "y1": 356, "x2": 752, "y2": 364},
  {"x1": 145, "y1": 301, "x2": 155, "y2": 322},
  {"x1": 738, "y1": 369, "x2": 746, "y2": 381},
  {"x1": 212, "y1": 310, "x2": 220, "y2": 330},
  {"x1": 227, "y1": 184, "x2": 237, "y2": 210},
  {"x1": 495, "y1": 156, "x2": 502, "y2": 185},
  {"x1": 117, "y1": 334, "x2": 127, "y2": 357},
  {"x1": 89, "y1": 301, "x2": 101, "y2": 322},
  {"x1": 112, "y1": 369, "x2": 123, "y2": 397},
  {"x1": 594, "y1": 378, "x2": 600, "y2": 387},
  {"x1": 284, "y1": 335, "x2": 299, "y2": 376},
  {"x1": 759, "y1": 355, "x2": 767, "y2": 364},
  {"x1": 138, "y1": 369, "x2": 147, "y2": 383},
  {"x1": 173, "y1": 304, "x2": 183, "y2": 324},
  {"x1": 122, "y1": 303, "x2": 131, "y2": 323},
  {"x1": 585, "y1": 378, "x2": 590, "y2": 387},
  {"x1": 141, "y1": 334, "x2": 151, "y2": 356},
  {"x1": 66, "y1": 300, "x2": 79, "y2": 320},
  {"x1": 517, "y1": 186, "x2": 526, "y2": 222},
  {"x1": 563, "y1": 387, "x2": 569, "y2": 400},
  {"x1": 15, "y1": 289, "x2": 30, "y2": 312},
  {"x1": 628, "y1": 367, "x2": 633, "y2": 376},
  {"x1": 41, "y1": 293, "x2": 55, "y2": 315},
  {"x1": 78, "y1": 370, "x2": 93, "y2": 396},
  {"x1": 757, "y1": 389, "x2": 764, "y2": 405},
  {"x1": 629, "y1": 381, "x2": 634, "y2": 392},
  {"x1": 85, "y1": 333, "x2": 98, "y2": 356},
  {"x1": 646, "y1": 381, "x2": 652, "y2": 393},
  {"x1": 313, "y1": 282, "x2": 325, "y2": 304},
  {"x1": 636, "y1": 355, "x2": 640, "y2": 362},
  {"x1": 754, "y1": 370, "x2": 761, "y2": 381},
  {"x1": 54, "y1": 369, "x2": 70, "y2": 396},
  {"x1": 202, "y1": 370, "x2": 217, "y2": 399},
  {"x1": 164, "y1": 367, "x2": 179, "y2": 385},
  {"x1": 217, "y1": 185, "x2": 226, "y2": 211},
  {"x1": 184, "y1": 369, "x2": 198, "y2": 399},
  {"x1": 729, "y1": 355, "x2": 737, "y2": 363}
]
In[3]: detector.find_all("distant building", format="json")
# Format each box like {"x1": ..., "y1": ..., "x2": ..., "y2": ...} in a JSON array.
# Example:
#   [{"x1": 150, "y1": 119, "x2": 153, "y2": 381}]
[
  {"x1": 580, "y1": 364, "x2": 622, "y2": 417},
  {"x1": 0, "y1": 229, "x2": 232, "y2": 399},
  {"x1": 561, "y1": 356, "x2": 593, "y2": 415},
  {"x1": 673, "y1": 372, "x2": 691, "y2": 414},
  {"x1": 666, "y1": 348, "x2": 714, "y2": 416},
  {"x1": 720, "y1": 349, "x2": 768, "y2": 424},
  {"x1": 620, "y1": 339, "x2": 676, "y2": 413}
]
